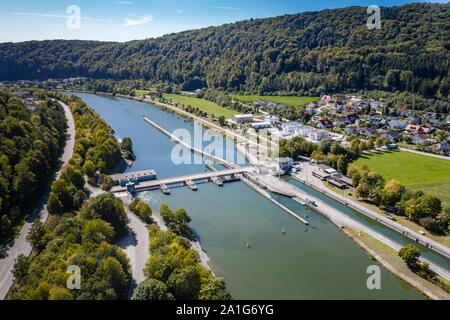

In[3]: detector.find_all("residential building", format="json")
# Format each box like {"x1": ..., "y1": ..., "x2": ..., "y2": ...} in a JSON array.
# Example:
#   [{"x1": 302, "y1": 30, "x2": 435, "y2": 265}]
[
  {"x1": 370, "y1": 101, "x2": 382, "y2": 109},
  {"x1": 309, "y1": 129, "x2": 330, "y2": 142},
  {"x1": 405, "y1": 125, "x2": 430, "y2": 134},
  {"x1": 389, "y1": 120, "x2": 408, "y2": 129},
  {"x1": 399, "y1": 108, "x2": 412, "y2": 117},
  {"x1": 381, "y1": 131, "x2": 402, "y2": 142},
  {"x1": 295, "y1": 125, "x2": 314, "y2": 137},
  {"x1": 411, "y1": 134, "x2": 434, "y2": 145},
  {"x1": 264, "y1": 115, "x2": 279, "y2": 125},
  {"x1": 317, "y1": 119, "x2": 332, "y2": 129}
]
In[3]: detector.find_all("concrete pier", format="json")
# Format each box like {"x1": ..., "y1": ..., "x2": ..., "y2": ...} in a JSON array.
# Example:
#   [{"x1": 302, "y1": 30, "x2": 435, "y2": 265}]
[{"x1": 144, "y1": 116, "x2": 237, "y2": 169}]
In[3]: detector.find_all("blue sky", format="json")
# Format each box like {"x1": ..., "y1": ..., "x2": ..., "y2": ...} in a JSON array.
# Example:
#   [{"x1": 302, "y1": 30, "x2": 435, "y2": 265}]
[{"x1": 0, "y1": 0, "x2": 446, "y2": 42}]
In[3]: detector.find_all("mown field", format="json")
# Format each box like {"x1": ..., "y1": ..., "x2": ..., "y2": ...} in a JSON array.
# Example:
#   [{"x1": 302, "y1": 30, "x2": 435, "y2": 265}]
[
  {"x1": 134, "y1": 89, "x2": 151, "y2": 95},
  {"x1": 163, "y1": 94, "x2": 239, "y2": 118},
  {"x1": 231, "y1": 95, "x2": 319, "y2": 107},
  {"x1": 352, "y1": 150, "x2": 450, "y2": 207}
]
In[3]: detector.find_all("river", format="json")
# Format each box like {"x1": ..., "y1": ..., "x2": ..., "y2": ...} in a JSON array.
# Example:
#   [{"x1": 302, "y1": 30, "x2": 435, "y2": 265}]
[{"x1": 66, "y1": 92, "x2": 427, "y2": 299}]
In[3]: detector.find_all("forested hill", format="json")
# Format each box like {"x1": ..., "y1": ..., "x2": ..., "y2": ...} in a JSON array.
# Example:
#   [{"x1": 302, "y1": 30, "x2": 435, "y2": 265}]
[{"x1": 1, "y1": 3, "x2": 449, "y2": 98}]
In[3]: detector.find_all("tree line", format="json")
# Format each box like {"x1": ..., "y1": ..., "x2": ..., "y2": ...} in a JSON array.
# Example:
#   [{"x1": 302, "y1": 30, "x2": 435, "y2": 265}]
[{"x1": 0, "y1": 90, "x2": 66, "y2": 245}]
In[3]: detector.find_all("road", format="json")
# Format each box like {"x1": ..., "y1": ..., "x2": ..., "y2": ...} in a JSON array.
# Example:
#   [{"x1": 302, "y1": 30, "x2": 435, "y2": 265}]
[
  {"x1": 295, "y1": 162, "x2": 450, "y2": 260},
  {"x1": 0, "y1": 101, "x2": 75, "y2": 300},
  {"x1": 398, "y1": 147, "x2": 450, "y2": 160},
  {"x1": 117, "y1": 204, "x2": 150, "y2": 299}
]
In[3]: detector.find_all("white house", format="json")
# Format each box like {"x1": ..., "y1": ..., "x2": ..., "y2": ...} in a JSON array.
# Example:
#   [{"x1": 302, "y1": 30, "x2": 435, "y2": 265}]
[
  {"x1": 264, "y1": 115, "x2": 279, "y2": 125},
  {"x1": 295, "y1": 125, "x2": 314, "y2": 137},
  {"x1": 281, "y1": 122, "x2": 301, "y2": 134},
  {"x1": 370, "y1": 101, "x2": 382, "y2": 109},
  {"x1": 309, "y1": 130, "x2": 330, "y2": 142},
  {"x1": 389, "y1": 120, "x2": 408, "y2": 129}
]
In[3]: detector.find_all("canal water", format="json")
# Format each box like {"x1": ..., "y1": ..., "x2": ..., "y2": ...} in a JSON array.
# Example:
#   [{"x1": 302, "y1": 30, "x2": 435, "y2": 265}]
[{"x1": 67, "y1": 92, "x2": 427, "y2": 299}]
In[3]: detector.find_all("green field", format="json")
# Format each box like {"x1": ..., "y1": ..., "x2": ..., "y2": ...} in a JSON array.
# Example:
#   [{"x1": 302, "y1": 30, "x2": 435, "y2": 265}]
[
  {"x1": 352, "y1": 150, "x2": 450, "y2": 207},
  {"x1": 163, "y1": 94, "x2": 239, "y2": 118},
  {"x1": 134, "y1": 89, "x2": 151, "y2": 95},
  {"x1": 231, "y1": 95, "x2": 319, "y2": 107}
]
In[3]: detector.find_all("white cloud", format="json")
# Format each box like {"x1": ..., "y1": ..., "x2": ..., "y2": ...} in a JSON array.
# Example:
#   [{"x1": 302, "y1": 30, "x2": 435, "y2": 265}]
[
  {"x1": 123, "y1": 14, "x2": 153, "y2": 26},
  {"x1": 116, "y1": 1, "x2": 134, "y2": 4},
  {"x1": 175, "y1": 9, "x2": 183, "y2": 14},
  {"x1": 9, "y1": 12, "x2": 69, "y2": 19},
  {"x1": 4, "y1": 11, "x2": 113, "y2": 22}
]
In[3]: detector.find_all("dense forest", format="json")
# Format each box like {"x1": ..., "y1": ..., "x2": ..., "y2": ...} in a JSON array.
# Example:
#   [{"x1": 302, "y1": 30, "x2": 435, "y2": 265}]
[
  {"x1": 0, "y1": 90, "x2": 66, "y2": 244},
  {"x1": 0, "y1": 3, "x2": 448, "y2": 99},
  {"x1": 10, "y1": 193, "x2": 132, "y2": 300},
  {"x1": 8, "y1": 92, "x2": 130, "y2": 300}
]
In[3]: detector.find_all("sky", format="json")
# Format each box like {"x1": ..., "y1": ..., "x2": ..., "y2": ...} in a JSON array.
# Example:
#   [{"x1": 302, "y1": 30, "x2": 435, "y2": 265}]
[{"x1": 0, "y1": 0, "x2": 446, "y2": 43}]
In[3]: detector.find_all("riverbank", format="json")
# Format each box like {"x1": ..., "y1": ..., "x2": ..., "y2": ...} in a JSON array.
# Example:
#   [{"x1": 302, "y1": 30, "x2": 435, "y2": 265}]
[
  {"x1": 343, "y1": 227, "x2": 450, "y2": 300},
  {"x1": 151, "y1": 211, "x2": 213, "y2": 273}
]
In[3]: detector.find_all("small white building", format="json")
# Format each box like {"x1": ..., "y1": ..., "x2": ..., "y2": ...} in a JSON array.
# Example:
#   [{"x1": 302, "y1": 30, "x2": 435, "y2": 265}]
[
  {"x1": 264, "y1": 115, "x2": 279, "y2": 125},
  {"x1": 281, "y1": 122, "x2": 301, "y2": 134},
  {"x1": 295, "y1": 125, "x2": 314, "y2": 137},
  {"x1": 251, "y1": 121, "x2": 271, "y2": 129},
  {"x1": 389, "y1": 120, "x2": 408, "y2": 129},
  {"x1": 232, "y1": 114, "x2": 253, "y2": 124},
  {"x1": 309, "y1": 130, "x2": 330, "y2": 142}
]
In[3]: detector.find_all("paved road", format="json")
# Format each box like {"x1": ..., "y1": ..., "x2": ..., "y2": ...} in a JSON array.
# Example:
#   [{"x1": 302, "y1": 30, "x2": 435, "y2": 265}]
[
  {"x1": 117, "y1": 204, "x2": 150, "y2": 299},
  {"x1": 0, "y1": 101, "x2": 75, "y2": 300},
  {"x1": 398, "y1": 147, "x2": 450, "y2": 160}
]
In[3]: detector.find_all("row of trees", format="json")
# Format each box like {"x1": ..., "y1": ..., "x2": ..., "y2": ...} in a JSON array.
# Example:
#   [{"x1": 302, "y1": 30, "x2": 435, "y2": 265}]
[
  {"x1": 45, "y1": 92, "x2": 123, "y2": 215},
  {"x1": 0, "y1": 4, "x2": 448, "y2": 101},
  {"x1": 0, "y1": 90, "x2": 66, "y2": 244},
  {"x1": 280, "y1": 136, "x2": 363, "y2": 175},
  {"x1": 348, "y1": 165, "x2": 449, "y2": 234},
  {"x1": 129, "y1": 198, "x2": 152, "y2": 224},
  {"x1": 133, "y1": 225, "x2": 231, "y2": 300},
  {"x1": 398, "y1": 244, "x2": 449, "y2": 293},
  {"x1": 159, "y1": 204, "x2": 194, "y2": 241},
  {"x1": 11, "y1": 193, "x2": 131, "y2": 300}
]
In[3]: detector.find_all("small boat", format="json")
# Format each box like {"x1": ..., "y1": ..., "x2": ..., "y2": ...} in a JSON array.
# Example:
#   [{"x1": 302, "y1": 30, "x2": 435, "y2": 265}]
[
  {"x1": 212, "y1": 176, "x2": 223, "y2": 186},
  {"x1": 246, "y1": 242, "x2": 251, "y2": 248},
  {"x1": 186, "y1": 180, "x2": 198, "y2": 191},
  {"x1": 160, "y1": 183, "x2": 170, "y2": 195},
  {"x1": 281, "y1": 228, "x2": 286, "y2": 234}
]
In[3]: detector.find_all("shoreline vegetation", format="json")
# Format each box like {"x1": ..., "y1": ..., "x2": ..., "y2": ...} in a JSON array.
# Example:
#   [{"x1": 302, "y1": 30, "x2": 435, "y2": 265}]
[
  {"x1": 343, "y1": 227, "x2": 450, "y2": 300},
  {"x1": 125, "y1": 197, "x2": 230, "y2": 300},
  {"x1": 59, "y1": 90, "x2": 449, "y2": 299}
]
